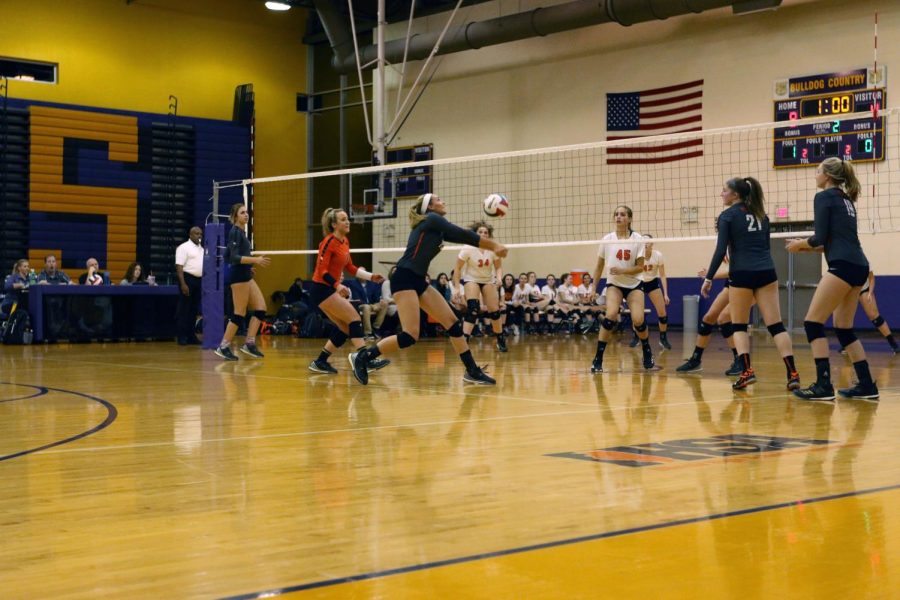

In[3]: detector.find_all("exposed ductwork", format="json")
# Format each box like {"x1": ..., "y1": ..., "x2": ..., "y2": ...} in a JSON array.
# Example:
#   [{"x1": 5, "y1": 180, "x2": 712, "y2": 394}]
[{"x1": 319, "y1": 0, "x2": 782, "y2": 74}]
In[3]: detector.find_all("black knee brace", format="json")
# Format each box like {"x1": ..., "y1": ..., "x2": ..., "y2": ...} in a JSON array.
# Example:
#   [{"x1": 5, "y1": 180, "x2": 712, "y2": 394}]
[
  {"x1": 634, "y1": 321, "x2": 647, "y2": 333},
  {"x1": 465, "y1": 299, "x2": 480, "y2": 323},
  {"x1": 229, "y1": 313, "x2": 245, "y2": 328},
  {"x1": 488, "y1": 310, "x2": 502, "y2": 321},
  {"x1": 448, "y1": 320, "x2": 464, "y2": 337},
  {"x1": 397, "y1": 331, "x2": 417, "y2": 348},
  {"x1": 698, "y1": 321, "x2": 713, "y2": 336},
  {"x1": 348, "y1": 321, "x2": 364, "y2": 339},
  {"x1": 835, "y1": 327, "x2": 857, "y2": 348},
  {"x1": 329, "y1": 330, "x2": 348, "y2": 348},
  {"x1": 659, "y1": 316, "x2": 668, "y2": 325},
  {"x1": 601, "y1": 318, "x2": 616, "y2": 331},
  {"x1": 252, "y1": 309, "x2": 266, "y2": 321},
  {"x1": 720, "y1": 322, "x2": 734, "y2": 338},
  {"x1": 732, "y1": 323, "x2": 748, "y2": 332},
  {"x1": 766, "y1": 322, "x2": 786, "y2": 337},
  {"x1": 804, "y1": 320, "x2": 826, "y2": 342},
  {"x1": 872, "y1": 315, "x2": 885, "y2": 328}
]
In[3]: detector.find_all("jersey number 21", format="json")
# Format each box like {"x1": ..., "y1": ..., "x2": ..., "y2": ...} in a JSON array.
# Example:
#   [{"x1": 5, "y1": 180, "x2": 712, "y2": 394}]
[{"x1": 746, "y1": 215, "x2": 762, "y2": 232}]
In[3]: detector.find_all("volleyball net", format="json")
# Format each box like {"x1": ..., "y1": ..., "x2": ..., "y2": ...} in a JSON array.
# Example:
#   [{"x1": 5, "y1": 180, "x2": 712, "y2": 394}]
[{"x1": 238, "y1": 107, "x2": 900, "y2": 257}]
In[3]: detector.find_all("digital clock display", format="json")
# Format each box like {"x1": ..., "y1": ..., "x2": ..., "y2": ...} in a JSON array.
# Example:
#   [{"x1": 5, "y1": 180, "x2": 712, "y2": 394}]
[
  {"x1": 774, "y1": 89, "x2": 884, "y2": 122},
  {"x1": 800, "y1": 94, "x2": 853, "y2": 117}
]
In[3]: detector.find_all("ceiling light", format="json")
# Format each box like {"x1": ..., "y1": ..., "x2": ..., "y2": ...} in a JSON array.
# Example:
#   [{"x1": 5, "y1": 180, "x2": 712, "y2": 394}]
[{"x1": 265, "y1": 1, "x2": 291, "y2": 10}]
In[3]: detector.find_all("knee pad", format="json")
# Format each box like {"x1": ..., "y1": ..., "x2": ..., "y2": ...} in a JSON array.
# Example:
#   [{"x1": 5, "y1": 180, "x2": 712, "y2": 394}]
[
  {"x1": 732, "y1": 323, "x2": 748, "y2": 332},
  {"x1": 448, "y1": 320, "x2": 464, "y2": 337},
  {"x1": 252, "y1": 309, "x2": 266, "y2": 321},
  {"x1": 872, "y1": 315, "x2": 885, "y2": 328},
  {"x1": 720, "y1": 322, "x2": 734, "y2": 338},
  {"x1": 659, "y1": 316, "x2": 668, "y2": 325},
  {"x1": 397, "y1": 331, "x2": 417, "y2": 348},
  {"x1": 465, "y1": 299, "x2": 481, "y2": 323},
  {"x1": 348, "y1": 321, "x2": 364, "y2": 339},
  {"x1": 698, "y1": 321, "x2": 713, "y2": 336},
  {"x1": 601, "y1": 318, "x2": 617, "y2": 331},
  {"x1": 229, "y1": 313, "x2": 245, "y2": 328},
  {"x1": 835, "y1": 327, "x2": 857, "y2": 348},
  {"x1": 329, "y1": 330, "x2": 348, "y2": 348},
  {"x1": 766, "y1": 322, "x2": 786, "y2": 337},
  {"x1": 804, "y1": 320, "x2": 826, "y2": 342},
  {"x1": 488, "y1": 310, "x2": 502, "y2": 321},
  {"x1": 633, "y1": 321, "x2": 647, "y2": 333}
]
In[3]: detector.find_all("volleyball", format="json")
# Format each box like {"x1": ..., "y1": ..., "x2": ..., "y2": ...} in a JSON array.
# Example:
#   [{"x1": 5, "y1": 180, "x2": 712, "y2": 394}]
[{"x1": 483, "y1": 193, "x2": 510, "y2": 218}]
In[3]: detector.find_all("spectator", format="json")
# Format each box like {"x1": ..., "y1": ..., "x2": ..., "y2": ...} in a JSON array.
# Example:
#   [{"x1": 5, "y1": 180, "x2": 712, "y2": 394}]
[
  {"x1": 433, "y1": 272, "x2": 452, "y2": 302},
  {"x1": 78, "y1": 258, "x2": 110, "y2": 285},
  {"x1": 1, "y1": 259, "x2": 30, "y2": 317},
  {"x1": 346, "y1": 276, "x2": 389, "y2": 340},
  {"x1": 380, "y1": 266, "x2": 400, "y2": 336},
  {"x1": 37, "y1": 254, "x2": 74, "y2": 285},
  {"x1": 120, "y1": 262, "x2": 149, "y2": 285},
  {"x1": 175, "y1": 226, "x2": 204, "y2": 345}
]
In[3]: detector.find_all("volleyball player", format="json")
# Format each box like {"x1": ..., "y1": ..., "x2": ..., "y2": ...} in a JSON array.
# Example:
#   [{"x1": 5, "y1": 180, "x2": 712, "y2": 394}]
[
  {"x1": 631, "y1": 235, "x2": 671, "y2": 349},
  {"x1": 511, "y1": 273, "x2": 531, "y2": 335},
  {"x1": 786, "y1": 158, "x2": 878, "y2": 401},
  {"x1": 676, "y1": 267, "x2": 742, "y2": 374},
  {"x1": 590, "y1": 205, "x2": 657, "y2": 373},
  {"x1": 453, "y1": 221, "x2": 507, "y2": 352},
  {"x1": 349, "y1": 193, "x2": 507, "y2": 385},
  {"x1": 215, "y1": 203, "x2": 270, "y2": 361},
  {"x1": 841, "y1": 271, "x2": 899, "y2": 355},
  {"x1": 308, "y1": 208, "x2": 391, "y2": 374},
  {"x1": 555, "y1": 273, "x2": 580, "y2": 333},
  {"x1": 526, "y1": 272, "x2": 548, "y2": 333},
  {"x1": 702, "y1": 177, "x2": 799, "y2": 390}
]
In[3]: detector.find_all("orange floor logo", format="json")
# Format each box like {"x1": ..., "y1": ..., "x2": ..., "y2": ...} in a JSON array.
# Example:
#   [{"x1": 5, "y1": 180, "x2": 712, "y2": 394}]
[{"x1": 548, "y1": 434, "x2": 834, "y2": 467}]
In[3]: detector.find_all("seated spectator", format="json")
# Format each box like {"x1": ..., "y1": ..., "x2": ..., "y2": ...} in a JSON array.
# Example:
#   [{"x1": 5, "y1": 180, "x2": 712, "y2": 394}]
[
  {"x1": 1, "y1": 259, "x2": 30, "y2": 317},
  {"x1": 37, "y1": 254, "x2": 74, "y2": 285},
  {"x1": 345, "y1": 275, "x2": 388, "y2": 340},
  {"x1": 433, "y1": 272, "x2": 452, "y2": 302},
  {"x1": 78, "y1": 258, "x2": 110, "y2": 285},
  {"x1": 380, "y1": 266, "x2": 399, "y2": 336},
  {"x1": 285, "y1": 277, "x2": 309, "y2": 306},
  {"x1": 120, "y1": 262, "x2": 149, "y2": 285}
]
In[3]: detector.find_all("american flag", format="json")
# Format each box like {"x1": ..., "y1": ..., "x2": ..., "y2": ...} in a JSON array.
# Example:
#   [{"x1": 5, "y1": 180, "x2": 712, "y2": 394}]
[{"x1": 605, "y1": 79, "x2": 703, "y2": 165}]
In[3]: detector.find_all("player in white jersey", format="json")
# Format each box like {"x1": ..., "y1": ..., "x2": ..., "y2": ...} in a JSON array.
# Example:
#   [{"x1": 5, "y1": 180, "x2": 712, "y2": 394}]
[
  {"x1": 453, "y1": 221, "x2": 507, "y2": 352},
  {"x1": 525, "y1": 272, "x2": 548, "y2": 334},
  {"x1": 629, "y1": 235, "x2": 672, "y2": 349},
  {"x1": 590, "y1": 205, "x2": 657, "y2": 373},
  {"x1": 577, "y1": 273, "x2": 602, "y2": 333},
  {"x1": 555, "y1": 273, "x2": 581, "y2": 333}
]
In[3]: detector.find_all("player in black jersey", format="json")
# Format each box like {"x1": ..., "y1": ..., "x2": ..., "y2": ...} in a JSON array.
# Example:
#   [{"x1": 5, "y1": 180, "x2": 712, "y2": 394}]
[
  {"x1": 840, "y1": 271, "x2": 899, "y2": 355},
  {"x1": 349, "y1": 193, "x2": 508, "y2": 386},
  {"x1": 702, "y1": 177, "x2": 800, "y2": 391},
  {"x1": 215, "y1": 203, "x2": 271, "y2": 361},
  {"x1": 787, "y1": 158, "x2": 879, "y2": 401}
]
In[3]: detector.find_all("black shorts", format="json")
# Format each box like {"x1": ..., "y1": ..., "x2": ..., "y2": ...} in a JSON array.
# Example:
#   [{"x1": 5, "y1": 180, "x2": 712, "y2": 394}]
[
  {"x1": 391, "y1": 267, "x2": 430, "y2": 295},
  {"x1": 641, "y1": 278, "x2": 661, "y2": 294},
  {"x1": 309, "y1": 281, "x2": 336, "y2": 307},
  {"x1": 728, "y1": 269, "x2": 777, "y2": 290},
  {"x1": 230, "y1": 265, "x2": 253, "y2": 284},
  {"x1": 608, "y1": 284, "x2": 643, "y2": 299},
  {"x1": 827, "y1": 260, "x2": 869, "y2": 287}
]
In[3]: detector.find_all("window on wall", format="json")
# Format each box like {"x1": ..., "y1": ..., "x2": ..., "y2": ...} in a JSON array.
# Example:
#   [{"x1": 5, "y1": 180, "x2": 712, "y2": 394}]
[{"x1": 0, "y1": 57, "x2": 58, "y2": 84}]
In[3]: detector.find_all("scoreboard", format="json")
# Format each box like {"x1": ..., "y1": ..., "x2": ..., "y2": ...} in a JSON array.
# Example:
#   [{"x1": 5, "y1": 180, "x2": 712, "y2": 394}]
[{"x1": 773, "y1": 88, "x2": 885, "y2": 168}]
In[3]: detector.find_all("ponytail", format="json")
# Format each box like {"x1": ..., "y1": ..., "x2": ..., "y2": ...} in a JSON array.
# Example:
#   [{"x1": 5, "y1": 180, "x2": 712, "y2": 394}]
[
  {"x1": 821, "y1": 157, "x2": 860, "y2": 202},
  {"x1": 727, "y1": 177, "x2": 766, "y2": 221}
]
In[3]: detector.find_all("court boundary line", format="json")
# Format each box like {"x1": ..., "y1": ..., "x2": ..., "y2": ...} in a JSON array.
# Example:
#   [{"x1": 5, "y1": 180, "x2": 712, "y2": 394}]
[{"x1": 220, "y1": 481, "x2": 900, "y2": 599}]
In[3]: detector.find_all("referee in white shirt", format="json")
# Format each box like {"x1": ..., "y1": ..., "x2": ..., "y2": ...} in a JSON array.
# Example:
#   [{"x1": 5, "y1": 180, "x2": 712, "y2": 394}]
[{"x1": 175, "y1": 226, "x2": 204, "y2": 345}]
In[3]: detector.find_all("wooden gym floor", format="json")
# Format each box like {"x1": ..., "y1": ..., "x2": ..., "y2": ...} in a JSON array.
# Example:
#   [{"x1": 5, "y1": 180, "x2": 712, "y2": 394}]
[{"x1": 1, "y1": 331, "x2": 898, "y2": 599}]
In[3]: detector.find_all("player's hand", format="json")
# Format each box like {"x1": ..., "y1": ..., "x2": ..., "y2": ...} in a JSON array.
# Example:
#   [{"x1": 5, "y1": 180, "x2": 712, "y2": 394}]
[
  {"x1": 784, "y1": 238, "x2": 805, "y2": 253},
  {"x1": 256, "y1": 255, "x2": 271, "y2": 267},
  {"x1": 609, "y1": 267, "x2": 622, "y2": 275},
  {"x1": 371, "y1": 274, "x2": 385, "y2": 284},
  {"x1": 336, "y1": 284, "x2": 350, "y2": 298},
  {"x1": 700, "y1": 279, "x2": 712, "y2": 299},
  {"x1": 697, "y1": 267, "x2": 708, "y2": 278},
  {"x1": 493, "y1": 243, "x2": 508, "y2": 258},
  {"x1": 664, "y1": 294, "x2": 670, "y2": 305},
  {"x1": 181, "y1": 283, "x2": 190, "y2": 296}
]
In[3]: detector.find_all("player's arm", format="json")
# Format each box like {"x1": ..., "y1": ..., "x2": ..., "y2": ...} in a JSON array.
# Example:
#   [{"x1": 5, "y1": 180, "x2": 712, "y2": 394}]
[
  {"x1": 659, "y1": 263, "x2": 670, "y2": 304},
  {"x1": 592, "y1": 256, "x2": 606, "y2": 296}
]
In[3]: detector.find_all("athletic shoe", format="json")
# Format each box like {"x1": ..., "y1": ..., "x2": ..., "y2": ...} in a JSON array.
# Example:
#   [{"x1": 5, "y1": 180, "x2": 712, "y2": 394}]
[
  {"x1": 497, "y1": 336, "x2": 508, "y2": 353},
  {"x1": 732, "y1": 368, "x2": 756, "y2": 390},
  {"x1": 659, "y1": 336, "x2": 672, "y2": 350},
  {"x1": 793, "y1": 382, "x2": 836, "y2": 402},
  {"x1": 240, "y1": 344, "x2": 265, "y2": 358},
  {"x1": 590, "y1": 358, "x2": 604, "y2": 374},
  {"x1": 349, "y1": 350, "x2": 370, "y2": 385},
  {"x1": 643, "y1": 354, "x2": 657, "y2": 371},
  {"x1": 214, "y1": 346, "x2": 238, "y2": 361},
  {"x1": 786, "y1": 371, "x2": 801, "y2": 391},
  {"x1": 629, "y1": 336, "x2": 640, "y2": 348},
  {"x1": 367, "y1": 357, "x2": 391, "y2": 372},
  {"x1": 309, "y1": 360, "x2": 338, "y2": 374},
  {"x1": 725, "y1": 357, "x2": 743, "y2": 377},
  {"x1": 463, "y1": 366, "x2": 496, "y2": 385},
  {"x1": 838, "y1": 381, "x2": 879, "y2": 401},
  {"x1": 676, "y1": 358, "x2": 703, "y2": 373}
]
